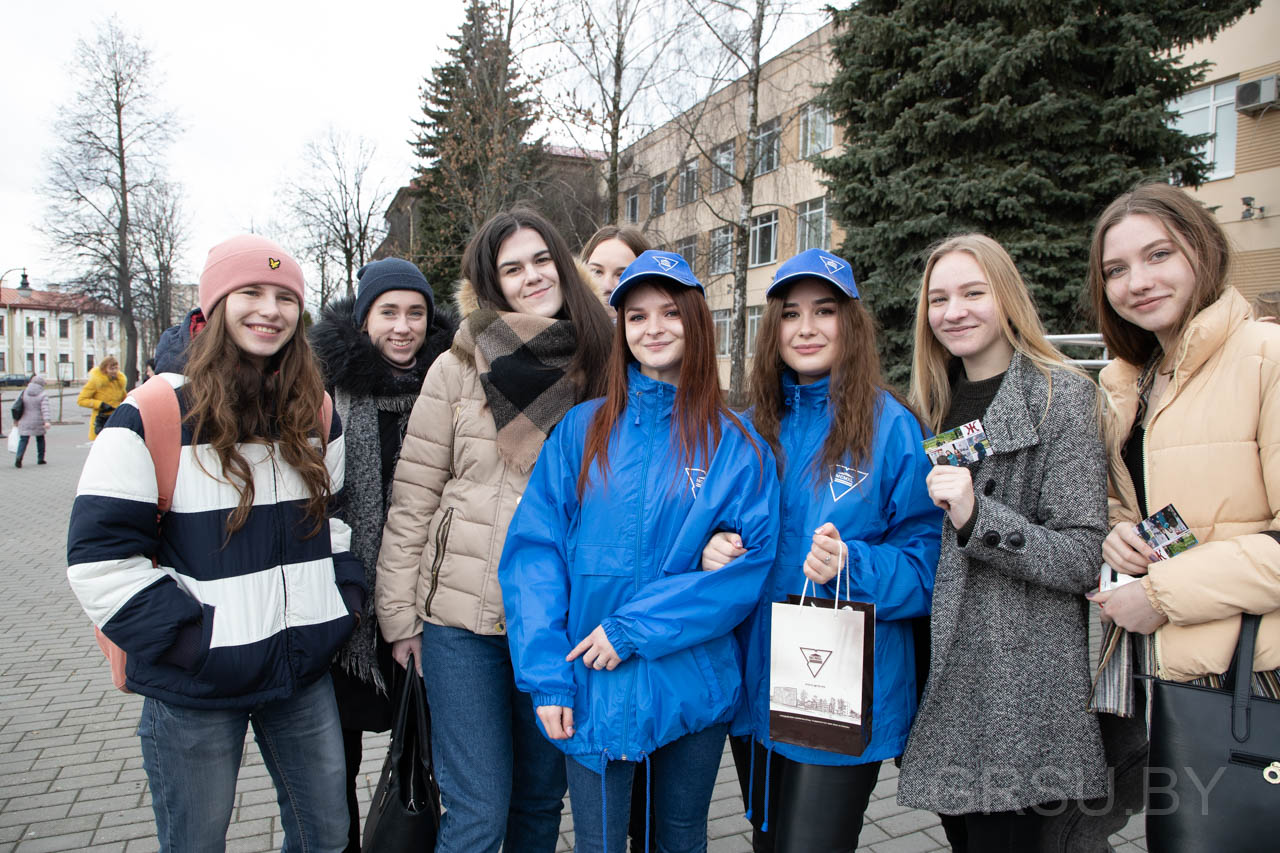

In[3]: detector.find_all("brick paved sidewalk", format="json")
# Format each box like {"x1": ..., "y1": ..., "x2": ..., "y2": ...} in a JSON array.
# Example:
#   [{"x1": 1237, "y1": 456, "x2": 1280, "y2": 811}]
[{"x1": 0, "y1": 424, "x2": 1146, "y2": 852}]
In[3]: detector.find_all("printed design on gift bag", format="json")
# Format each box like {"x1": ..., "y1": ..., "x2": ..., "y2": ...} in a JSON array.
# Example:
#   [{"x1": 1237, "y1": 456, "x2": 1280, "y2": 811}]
[
  {"x1": 828, "y1": 464, "x2": 868, "y2": 502},
  {"x1": 769, "y1": 544, "x2": 876, "y2": 755},
  {"x1": 800, "y1": 647, "x2": 832, "y2": 678},
  {"x1": 684, "y1": 467, "x2": 706, "y2": 497},
  {"x1": 922, "y1": 418, "x2": 992, "y2": 466}
]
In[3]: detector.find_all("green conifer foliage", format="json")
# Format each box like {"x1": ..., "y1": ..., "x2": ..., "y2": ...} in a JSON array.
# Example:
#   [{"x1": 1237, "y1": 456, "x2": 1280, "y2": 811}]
[
  {"x1": 821, "y1": 0, "x2": 1260, "y2": 382},
  {"x1": 412, "y1": 0, "x2": 545, "y2": 295}
]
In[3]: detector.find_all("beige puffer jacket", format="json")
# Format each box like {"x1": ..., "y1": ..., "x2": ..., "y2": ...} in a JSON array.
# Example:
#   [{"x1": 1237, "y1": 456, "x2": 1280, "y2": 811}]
[
  {"x1": 376, "y1": 281, "x2": 533, "y2": 641},
  {"x1": 1100, "y1": 288, "x2": 1280, "y2": 681}
]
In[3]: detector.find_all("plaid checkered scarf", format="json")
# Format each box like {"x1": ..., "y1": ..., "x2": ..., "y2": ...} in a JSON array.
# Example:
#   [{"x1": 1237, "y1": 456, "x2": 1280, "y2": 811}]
[{"x1": 455, "y1": 308, "x2": 579, "y2": 473}]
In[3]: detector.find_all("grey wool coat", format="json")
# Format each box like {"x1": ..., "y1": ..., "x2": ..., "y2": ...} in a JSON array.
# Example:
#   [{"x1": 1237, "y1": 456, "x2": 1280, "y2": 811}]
[{"x1": 897, "y1": 353, "x2": 1109, "y2": 815}]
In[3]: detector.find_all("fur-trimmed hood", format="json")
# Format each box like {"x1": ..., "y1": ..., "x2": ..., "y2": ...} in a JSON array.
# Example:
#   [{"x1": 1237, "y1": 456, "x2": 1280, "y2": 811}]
[{"x1": 310, "y1": 295, "x2": 458, "y2": 397}]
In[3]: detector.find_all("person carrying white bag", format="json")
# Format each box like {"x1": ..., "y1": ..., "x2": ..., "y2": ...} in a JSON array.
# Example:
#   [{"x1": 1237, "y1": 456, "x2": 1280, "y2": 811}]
[{"x1": 702, "y1": 249, "x2": 942, "y2": 852}]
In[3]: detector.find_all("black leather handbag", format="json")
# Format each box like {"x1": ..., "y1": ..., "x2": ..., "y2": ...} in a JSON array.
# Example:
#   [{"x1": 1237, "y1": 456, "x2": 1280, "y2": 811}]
[
  {"x1": 1146, "y1": 614, "x2": 1280, "y2": 852},
  {"x1": 362, "y1": 656, "x2": 440, "y2": 852}
]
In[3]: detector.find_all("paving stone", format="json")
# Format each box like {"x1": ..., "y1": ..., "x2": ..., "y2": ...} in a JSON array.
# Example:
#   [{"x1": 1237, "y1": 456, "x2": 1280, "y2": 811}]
[
  {"x1": 14, "y1": 829, "x2": 97, "y2": 853},
  {"x1": 0, "y1": 802, "x2": 72, "y2": 828},
  {"x1": 878, "y1": 808, "x2": 941, "y2": 837},
  {"x1": 69, "y1": 794, "x2": 143, "y2": 817},
  {"x1": 91, "y1": 819, "x2": 162, "y2": 844},
  {"x1": 869, "y1": 832, "x2": 944, "y2": 853}
]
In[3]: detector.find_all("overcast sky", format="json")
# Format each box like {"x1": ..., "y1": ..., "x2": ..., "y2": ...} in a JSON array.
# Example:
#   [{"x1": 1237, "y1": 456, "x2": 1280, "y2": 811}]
[
  {"x1": 1, "y1": 0, "x2": 468, "y2": 290},
  {"x1": 1, "y1": 1, "x2": 830, "y2": 294}
]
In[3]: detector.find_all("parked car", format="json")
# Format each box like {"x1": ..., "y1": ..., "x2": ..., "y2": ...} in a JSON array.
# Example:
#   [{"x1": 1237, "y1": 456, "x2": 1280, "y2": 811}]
[{"x1": 0, "y1": 374, "x2": 31, "y2": 388}]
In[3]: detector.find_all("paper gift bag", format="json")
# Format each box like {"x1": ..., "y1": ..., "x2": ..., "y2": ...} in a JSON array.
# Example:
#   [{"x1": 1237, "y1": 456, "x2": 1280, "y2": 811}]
[{"x1": 769, "y1": 549, "x2": 874, "y2": 756}]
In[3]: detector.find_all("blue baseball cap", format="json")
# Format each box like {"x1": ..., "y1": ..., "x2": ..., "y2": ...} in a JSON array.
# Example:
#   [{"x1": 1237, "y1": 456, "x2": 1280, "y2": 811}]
[
  {"x1": 609, "y1": 250, "x2": 705, "y2": 308},
  {"x1": 767, "y1": 248, "x2": 858, "y2": 299}
]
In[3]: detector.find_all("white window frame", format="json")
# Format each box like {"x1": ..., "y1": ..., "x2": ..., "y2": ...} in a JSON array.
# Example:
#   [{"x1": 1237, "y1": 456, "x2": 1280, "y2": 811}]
[
  {"x1": 713, "y1": 309, "x2": 731, "y2": 357},
  {"x1": 1170, "y1": 79, "x2": 1237, "y2": 182},
  {"x1": 749, "y1": 212, "x2": 778, "y2": 267},
  {"x1": 650, "y1": 174, "x2": 667, "y2": 216},
  {"x1": 709, "y1": 226, "x2": 734, "y2": 275},
  {"x1": 675, "y1": 235, "x2": 697, "y2": 272},
  {"x1": 799, "y1": 102, "x2": 833, "y2": 158},
  {"x1": 677, "y1": 160, "x2": 699, "y2": 206},
  {"x1": 796, "y1": 197, "x2": 831, "y2": 252},
  {"x1": 625, "y1": 189, "x2": 639, "y2": 224},
  {"x1": 754, "y1": 118, "x2": 781, "y2": 176},
  {"x1": 711, "y1": 142, "x2": 735, "y2": 193},
  {"x1": 746, "y1": 305, "x2": 763, "y2": 352}
]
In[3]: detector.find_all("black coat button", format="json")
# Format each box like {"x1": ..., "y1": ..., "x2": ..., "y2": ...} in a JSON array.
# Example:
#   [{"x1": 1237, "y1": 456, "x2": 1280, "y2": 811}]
[
  {"x1": 983, "y1": 480, "x2": 996, "y2": 496},
  {"x1": 1008, "y1": 531, "x2": 1025, "y2": 548},
  {"x1": 982, "y1": 531, "x2": 1001, "y2": 547}
]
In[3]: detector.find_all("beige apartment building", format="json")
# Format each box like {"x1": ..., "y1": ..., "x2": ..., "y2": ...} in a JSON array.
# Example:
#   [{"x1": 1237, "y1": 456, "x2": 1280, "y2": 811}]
[
  {"x1": 1175, "y1": 0, "x2": 1280, "y2": 298},
  {"x1": 616, "y1": 23, "x2": 840, "y2": 380},
  {"x1": 0, "y1": 274, "x2": 121, "y2": 381}
]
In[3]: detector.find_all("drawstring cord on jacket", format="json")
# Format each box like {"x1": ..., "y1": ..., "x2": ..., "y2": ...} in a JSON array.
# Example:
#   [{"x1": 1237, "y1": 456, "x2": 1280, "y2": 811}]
[
  {"x1": 599, "y1": 749, "x2": 612, "y2": 848},
  {"x1": 745, "y1": 741, "x2": 756, "y2": 820},
  {"x1": 761, "y1": 744, "x2": 774, "y2": 832},
  {"x1": 744, "y1": 739, "x2": 777, "y2": 833},
  {"x1": 644, "y1": 754, "x2": 653, "y2": 853}
]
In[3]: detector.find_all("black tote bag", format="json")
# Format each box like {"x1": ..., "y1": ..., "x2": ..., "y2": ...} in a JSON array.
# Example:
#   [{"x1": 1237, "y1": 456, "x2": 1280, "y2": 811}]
[
  {"x1": 362, "y1": 656, "x2": 441, "y2": 851},
  {"x1": 1146, "y1": 614, "x2": 1280, "y2": 852}
]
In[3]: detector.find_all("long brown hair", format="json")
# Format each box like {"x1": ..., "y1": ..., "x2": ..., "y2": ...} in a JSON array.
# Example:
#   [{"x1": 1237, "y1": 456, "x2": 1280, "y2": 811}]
[
  {"x1": 911, "y1": 234, "x2": 1086, "y2": 433},
  {"x1": 462, "y1": 208, "x2": 614, "y2": 398},
  {"x1": 750, "y1": 280, "x2": 894, "y2": 479},
  {"x1": 1088, "y1": 181, "x2": 1230, "y2": 366},
  {"x1": 577, "y1": 281, "x2": 755, "y2": 497},
  {"x1": 580, "y1": 225, "x2": 651, "y2": 263},
  {"x1": 183, "y1": 301, "x2": 331, "y2": 537}
]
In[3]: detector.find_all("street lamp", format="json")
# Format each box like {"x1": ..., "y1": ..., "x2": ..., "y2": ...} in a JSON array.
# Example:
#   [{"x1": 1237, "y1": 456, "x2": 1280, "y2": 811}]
[{"x1": 0, "y1": 267, "x2": 29, "y2": 289}]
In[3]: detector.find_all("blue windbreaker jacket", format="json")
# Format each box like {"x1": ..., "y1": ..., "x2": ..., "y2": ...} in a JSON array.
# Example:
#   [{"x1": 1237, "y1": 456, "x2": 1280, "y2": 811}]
[
  {"x1": 500, "y1": 366, "x2": 780, "y2": 769},
  {"x1": 736, "y1": 373, "x2": 941, "y2": 766}
]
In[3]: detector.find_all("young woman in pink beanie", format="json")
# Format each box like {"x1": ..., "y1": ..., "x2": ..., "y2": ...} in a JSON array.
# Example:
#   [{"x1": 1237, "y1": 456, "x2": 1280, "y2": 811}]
[{"x1": 68, "y1": 234, "x2": 362, "y2": 852}]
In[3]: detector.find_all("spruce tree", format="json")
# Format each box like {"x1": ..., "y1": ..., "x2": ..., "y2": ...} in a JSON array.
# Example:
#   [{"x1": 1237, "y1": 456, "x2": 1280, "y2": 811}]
[
  {"x1": 821, "y1": 0, "x2": 1261, "y2": 383},
  {"x1": 412, "y1": 0, "x2": 545, "y2": 294}
]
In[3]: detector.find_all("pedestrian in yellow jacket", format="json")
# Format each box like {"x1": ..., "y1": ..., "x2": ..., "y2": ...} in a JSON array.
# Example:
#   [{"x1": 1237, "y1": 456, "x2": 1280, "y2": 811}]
[{"x1": 76, "y1": 356, "x2": 127, "y2": 439}]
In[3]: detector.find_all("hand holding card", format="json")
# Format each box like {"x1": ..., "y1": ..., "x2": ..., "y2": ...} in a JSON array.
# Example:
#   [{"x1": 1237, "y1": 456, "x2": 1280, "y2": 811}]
[{"x1": 922, "y1": 418, "x2": 992, "y2": 466}]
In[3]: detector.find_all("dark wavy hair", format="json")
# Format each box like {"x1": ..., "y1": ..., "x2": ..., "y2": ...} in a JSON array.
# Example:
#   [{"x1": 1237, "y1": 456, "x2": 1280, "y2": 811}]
[
  {"x1": 461, "y1": 208, "x2": 614, "y2": 399},
  {"x1": 183, "y1": 300, "x2": 330, "y2": 537}
]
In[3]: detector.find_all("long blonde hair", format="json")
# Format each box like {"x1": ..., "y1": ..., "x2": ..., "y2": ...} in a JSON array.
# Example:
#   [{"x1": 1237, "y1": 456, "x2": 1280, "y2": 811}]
[{"x1": 909, "y1": 233, "x2": 1085, "y2": 433}]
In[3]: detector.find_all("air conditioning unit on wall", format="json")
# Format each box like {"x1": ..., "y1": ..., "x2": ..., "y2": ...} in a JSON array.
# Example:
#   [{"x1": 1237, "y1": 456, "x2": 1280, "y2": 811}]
[{"x1": 1236, "y1": 75, "x2": 1278, "y2": 113}]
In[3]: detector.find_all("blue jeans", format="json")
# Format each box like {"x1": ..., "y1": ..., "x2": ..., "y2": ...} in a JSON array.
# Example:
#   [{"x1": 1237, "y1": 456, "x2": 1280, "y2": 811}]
[
  {"x1": 420, "y1": 621, "x2": 567, "y2": 853},
  {"x1": 566, "y1": 724, "x2": 728, "y2": 853},
  {"x1": 15, "y1": 434, "x2": 44, "y2": 463},
  {"x1": 137, "y1": 673, "x2": 348, "y2": 853}
]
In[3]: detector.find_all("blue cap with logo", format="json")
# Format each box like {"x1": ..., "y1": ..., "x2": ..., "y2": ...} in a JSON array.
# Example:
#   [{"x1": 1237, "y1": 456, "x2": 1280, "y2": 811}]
[
  {"x1": 609, "y1": 250, "x2": 705, "y2": 308},
  {"x1": 767, "y1": 248, "x2": 859, "y2": 299}
]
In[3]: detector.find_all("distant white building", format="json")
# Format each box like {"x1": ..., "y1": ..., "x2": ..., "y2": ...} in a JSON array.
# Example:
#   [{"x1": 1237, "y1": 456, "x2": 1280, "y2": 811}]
[{"x1": 0, "y1": 273, "x2": 121, "y2": 381}]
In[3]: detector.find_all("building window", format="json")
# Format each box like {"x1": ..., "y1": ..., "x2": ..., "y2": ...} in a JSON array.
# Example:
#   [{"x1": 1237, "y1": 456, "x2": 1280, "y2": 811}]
[
  {"x1": 713, "y1": 309, "x2": 731, "y2": 357},
  {"x1": 747, "y1": 305, "x2": 763, "y2": 352},
  {"x1": 26, "y1": 319, "x2": 34, "y2": 337},
  {"x1": 799, "y1": 102, "x2": 833, "y2": 158},
  {"x1": 677, "y1": 160, "x2": 700, "y2": 206},
  {"x1": 38, "y1": 318, "x2": 47, "y2": 338},
  {"x1": 86, "y1": 319, "x2": 95, "y2": 338},
  {"x1": 0, "y1": 353, "x2": 5, "y2": 371},
  {"x1": 750, "y1": 211, "x2": 778, "y2": 267},
  {"x1": 108, "y1": 321, "x2": 115, "y2": 340},
  {"x1": 754, "y1": 118, "x2": 781, "y2": 176},
  {"x1": 59, "y1": 318, "x2": 70, "y2": 339},
  {"x1": 59, "y1": 353, "x2": 70, "y2": 364},
  {"x1": 797, "y1": 197, "x2": 831, "y2": 252},
  {"x1": 674, "y1": 235, "x2": 697, "y2": 273},
  {"x1": 0, "y1": 315, "x2": 5, "y2": 336},
  {"x1": 710, "y1": 226, "x2": 734, "y2": 275},
  {"x1": 39, "y1": 353, "x2": 47, "y2": 373},
  {"x1": 711, "y1": 142, "x2": 735, "y2": 193},
  {"x1": 87, "y1": 354, "x2": 95, "y2": 372},
  {"x1": 1171, "y1": 79, "x2": 1237, "y2": 181},
  {"x1": 650, "y1": 174, "x2": 667, "y2": 216},
  {"x1": 625, "y1": 189, "x2": 639, "y2": 224},
  {"x1": 27, "y1": 353, "x2": 35, "y2": 372}
]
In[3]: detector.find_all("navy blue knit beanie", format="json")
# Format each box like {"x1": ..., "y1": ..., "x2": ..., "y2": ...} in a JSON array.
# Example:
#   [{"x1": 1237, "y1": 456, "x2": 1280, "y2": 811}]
[{"x1": 353, "y1": 258, "x2": 435, "y2": 327}]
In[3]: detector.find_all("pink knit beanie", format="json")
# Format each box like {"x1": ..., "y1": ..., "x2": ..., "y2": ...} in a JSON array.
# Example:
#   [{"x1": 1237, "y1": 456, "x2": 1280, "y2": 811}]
[{"x1": 198, "y1": 235, "x2": 305, "y2": 314}]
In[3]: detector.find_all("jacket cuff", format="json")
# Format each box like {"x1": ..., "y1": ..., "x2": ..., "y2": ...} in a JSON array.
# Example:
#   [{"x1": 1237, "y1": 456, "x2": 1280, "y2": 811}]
[
  {"x1": 533, "y1": 691, "x2": 574, "y2": 708},
  {"x1": 158, "y1": 621, "x2": 205, "y2": 671},
  {"x1": 601, "y1": 618, "x2": 637, "y2": 661},
  {"x1": 955, "y1": 496, "x2": 979, "y2": 547},
  {"x1": 340, "y1": 584, "x2": 364, "y2": 620},
  {"x1": 1140, "y1": 576, "x2": 1166, "y2": 616}
]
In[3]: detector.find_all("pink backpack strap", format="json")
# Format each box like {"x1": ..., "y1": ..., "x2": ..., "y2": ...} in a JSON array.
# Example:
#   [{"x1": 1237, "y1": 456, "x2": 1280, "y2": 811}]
[
  {"x1": 131, "y1": 376, "x2": 183, "y2": 513},
  {"x1": 320, "y1": 391, "x2": 334, "y2": 447}
]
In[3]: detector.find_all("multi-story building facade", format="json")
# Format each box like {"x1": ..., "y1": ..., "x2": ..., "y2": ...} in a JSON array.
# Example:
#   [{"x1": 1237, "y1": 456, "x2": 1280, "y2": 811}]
[
  {"x1": 1, "y1": 274, "x2": 121, "y2": 381},
  {"x1": 616, "y1": 23, "x2": 839, "y2": 382},
  {"x1": 1175, "y1": 0, "x2": 1279, "y2": 298}
]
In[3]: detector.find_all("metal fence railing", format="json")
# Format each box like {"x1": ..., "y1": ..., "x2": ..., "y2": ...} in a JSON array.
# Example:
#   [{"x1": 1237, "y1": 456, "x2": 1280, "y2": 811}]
[{"x1": 1046, "y1": 333, "x2": 1110, "y2": 370}]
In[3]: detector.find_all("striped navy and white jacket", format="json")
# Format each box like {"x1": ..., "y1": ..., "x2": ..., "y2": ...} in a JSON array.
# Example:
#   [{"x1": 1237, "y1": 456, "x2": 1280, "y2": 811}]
[{"x1": 67, "y1": 374, "x2": 365, "y2": 709}]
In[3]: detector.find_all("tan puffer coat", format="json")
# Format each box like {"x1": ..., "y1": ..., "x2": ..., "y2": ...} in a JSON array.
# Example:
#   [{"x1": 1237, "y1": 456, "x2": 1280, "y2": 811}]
[
  {"x1": 376, "y1": 281, "x2": 538, "y2": 642},
  {"x1": 1100, "y1": 288, "x2": 1280, "y2": 681}
]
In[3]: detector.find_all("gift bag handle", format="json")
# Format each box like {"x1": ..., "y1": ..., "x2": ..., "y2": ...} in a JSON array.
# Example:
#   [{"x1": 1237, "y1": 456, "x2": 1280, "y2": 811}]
[{"x1": 798, "y1": 540, "x2": 850, "y2": 609}]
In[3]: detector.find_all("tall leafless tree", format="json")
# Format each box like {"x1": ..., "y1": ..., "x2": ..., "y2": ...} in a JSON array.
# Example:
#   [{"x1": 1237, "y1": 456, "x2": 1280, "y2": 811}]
[
  {"x1": 288, "y1": 130, "x2": 390, "y2": 302},
  {"x1": 42, "y1": 16, "x2": 177, "y2": 387},
  {"x1": 133, "y1": 180, "x2": 188, "y2": 356}
]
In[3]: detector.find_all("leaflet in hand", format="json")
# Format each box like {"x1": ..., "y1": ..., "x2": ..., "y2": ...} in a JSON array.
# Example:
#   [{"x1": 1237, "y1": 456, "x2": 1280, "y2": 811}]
[
  {"x1": 1099, "y1": 504, "x2": 1198, "y2": 591},
  {"x1": 922, "y1": 419, "x2": 992, "y2": 466}
]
